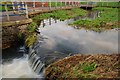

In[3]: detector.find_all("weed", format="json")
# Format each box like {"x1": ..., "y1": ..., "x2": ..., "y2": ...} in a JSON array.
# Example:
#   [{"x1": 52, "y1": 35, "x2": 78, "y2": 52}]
[
  {"x1": 27, "y1": 22, "x2": 37, "y2": 32},
  {"x1": 80, "y1": 62, "x2": 97, "y2": 72},
  {"x1": 25, "y1": 33, "x2": 37, "y2": 47}
]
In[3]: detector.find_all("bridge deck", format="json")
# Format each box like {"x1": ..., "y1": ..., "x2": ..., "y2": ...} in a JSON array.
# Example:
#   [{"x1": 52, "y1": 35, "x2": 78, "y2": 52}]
[{"x1": 1, "y1": 6, "x2": 80, "y2": 22}]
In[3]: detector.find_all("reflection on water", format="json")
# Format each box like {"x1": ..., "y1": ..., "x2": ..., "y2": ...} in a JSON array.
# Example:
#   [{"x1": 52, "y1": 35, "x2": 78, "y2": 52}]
[
  {"x1": 39, "y1": 19, "x2": 118, "y2": 55},
  {"x1": 1, "y1": 55, "x2": 43, "y2": 78}
]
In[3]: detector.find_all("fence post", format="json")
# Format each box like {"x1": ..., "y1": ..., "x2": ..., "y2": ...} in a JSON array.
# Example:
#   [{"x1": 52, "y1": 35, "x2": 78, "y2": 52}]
[
  {"x1": 12, "y1": 2, "x2": 16, "y2": 13},
  {"x1": 25, "y1": 2, "x2": 28, "y2": 19},
  {"x1": 69, "y1": 1, "x2": 71, "y2": 6},
  {"x1": 22, "y1": 1, "x2": 25, "y2": 8},
  {"x1": 33, "y1": 0, "x2": 35, "y2": 11},
  {"x1": 5, "y1": 3, "x2": 10, "y2": 21},
  {"x1": 17, "y1": 2, "x2": 20, "y2": 13},
  {"x1": 65, "y1": 1, "x2": 66, "y2": 6}
]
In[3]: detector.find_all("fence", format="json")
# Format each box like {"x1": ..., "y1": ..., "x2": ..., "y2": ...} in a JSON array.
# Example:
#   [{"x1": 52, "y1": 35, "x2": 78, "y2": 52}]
[{"x1": 0, "y1": 2, "x2": 28, "y2": 21}]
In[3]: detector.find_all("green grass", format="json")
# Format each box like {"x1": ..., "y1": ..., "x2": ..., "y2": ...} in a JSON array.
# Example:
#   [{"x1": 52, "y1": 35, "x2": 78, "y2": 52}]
[
  {"x1": 49, "y1": 2, "x2": 65, "y2": 7},
  {"x1": 25, "y1": 22, "x2": 38, "y2": 47},
  {"x1": 32, "y1": 8, "x2": 87, "y2": 22},
  {"x1": 61, "y1": 62, "x2": 98, "y2": 78},
  {"x1": 80, "y1": 2, "x2": 119, "y2": 7},
  {"x1": 0, "y1": 6, "x2": 12, "y2": 11},
  {"x1": 80, "y1": 2, "x2": 87, "y2": 5},
  {"x1": 25, "y1": 33, "x2": 37, "y2": 47},
  {"x1": 70, "y1": 7, "x2": 119, "y2": 32},
  {"x1": 27, "y1": 22, "x2": 37, "y2": 32},
  {"x1": 96, "y1": 2, "x2": 119, "y2": 7},
  {"x1": 80, "y1": 62, "x2": 97, "y2": 72}
]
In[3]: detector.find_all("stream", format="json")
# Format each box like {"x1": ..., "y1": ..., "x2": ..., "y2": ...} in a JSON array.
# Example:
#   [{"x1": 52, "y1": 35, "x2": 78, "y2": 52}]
[{"x1": 1, "y1": 11, "x2": 118, "y2": 78}]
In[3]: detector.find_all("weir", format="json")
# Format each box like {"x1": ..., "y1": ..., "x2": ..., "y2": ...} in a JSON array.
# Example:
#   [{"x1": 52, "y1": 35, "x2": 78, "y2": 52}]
[
  {"x1": 28, "y1": 49, "x2": 45, "y2": 74},
  {"x1": 27, "y1": 10, "x2": 101, "y2": 75}
]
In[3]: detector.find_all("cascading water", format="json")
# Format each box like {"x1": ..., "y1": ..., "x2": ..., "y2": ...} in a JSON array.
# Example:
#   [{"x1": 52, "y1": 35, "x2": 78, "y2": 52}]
[
  {"x1": 2, "y1": 54, "x2": 43, "y2": 78},
  {"x1": 28, "y1": 49, "x2": 45, "y2": 74},
  {"x1": 2, "y1": 45, "x2": 44, "y2": 78}
]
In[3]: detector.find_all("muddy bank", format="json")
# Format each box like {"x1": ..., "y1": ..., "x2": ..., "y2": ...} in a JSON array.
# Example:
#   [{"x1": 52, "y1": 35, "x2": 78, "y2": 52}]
[
  {"x1": 45, "y1": 54, "x2": 120, "y2": 79},
  {"x1": 2, "y1": 20, "x2": 32, "y2": 49}
]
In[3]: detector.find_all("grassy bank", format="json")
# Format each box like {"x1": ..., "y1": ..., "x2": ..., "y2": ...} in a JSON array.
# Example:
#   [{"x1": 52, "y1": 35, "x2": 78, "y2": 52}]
[
  {"x1": 80, "y1": 2, "x2": 119, "y2": 7},
  {"x1": 24, "y1": 22, "x2": 37, "y2": 47},
  {"x1": 27, "y1": 8, "x2": 86, "y2": 47},
  {"x1": 32, "y1": 8, "x2": 87, "y2": 23},
  {"x1": 70, "y1": 7, "x2": 119, "y2": 32},
  {"x1": 96, "y1": 2, "x2": 119, "y2": 7},
  {"x1": 45, "y1": 54, "x2": 120, "y2": 79}
]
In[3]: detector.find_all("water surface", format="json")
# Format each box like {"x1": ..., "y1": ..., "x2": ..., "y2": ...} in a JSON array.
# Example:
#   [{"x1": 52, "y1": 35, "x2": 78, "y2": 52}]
[{"x1": 38, "y1": 19, "x2": 118, "y2": 56}]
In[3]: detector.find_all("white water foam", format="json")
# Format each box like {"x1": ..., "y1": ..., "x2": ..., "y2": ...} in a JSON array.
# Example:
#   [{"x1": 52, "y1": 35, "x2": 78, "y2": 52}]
[{"x1": 1, "y1": 55, "x2": 43, "y2": 78}]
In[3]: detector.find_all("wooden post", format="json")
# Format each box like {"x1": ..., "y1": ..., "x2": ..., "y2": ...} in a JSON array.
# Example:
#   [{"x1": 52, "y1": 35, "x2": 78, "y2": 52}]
[
  {"x1": 55, "y1": 18, "x2": 57, "y2": 23},
  {"x1": 33, "y1": 0, "x2": 35, "y2": 11},
  {"x1": 22, "y1": 1, "x2": 25, "y2": 9},
  {"x1": 12, "y1": 2, "x2": 15, "y2": 12},
  {"x1": 43, "y1": 20, "x2": 45, "y2": 27},
  {"x1": 65, "y1": 1, "x2": 67, "y2": 6},
  {"x1": 5, "y1": 3, "x2": 10, "y2": 21},
  {"x1": 49, "y1": 18, "x2": 51, "y2": 25},
  {"x1": 17, "y1": 2, "x2": 20, "y2": 13},
  {"x1": 72, "y1": 1, "x2": 74, "y2": 6},
  {"x1": 42, "y1": 0, "x2": 44, "y2": 8},
  {"x1": 86, "y1": 1, "x2": 88, "y2": 10},
  {"x1": 25, "y1": 2, "x2": 28, "y2": 19}
]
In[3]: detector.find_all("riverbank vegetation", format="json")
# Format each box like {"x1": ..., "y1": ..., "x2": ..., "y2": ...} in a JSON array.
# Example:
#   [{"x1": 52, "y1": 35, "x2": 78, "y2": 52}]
[
  {"x1": 25, "y1": 8, "x2": 87, "y2": 48},
  {"x1": 27, "y1": 8, "x2": 86, "y2": 47},
  {"x1": 24, "y1": 22, "x2": 37, "y2": 47},
  {"x1": 25, "y1": 33, "x2": 37, "y2": 47},
  {"x1": 32, "y1": 8, "x2": 87, "y2": 24},
  {"x1": 96, "y1": 2, "x2": 119, "y2": 7},
  {"x1": 49, "y1": 2, "x2": 65, "y2": 7},
  {"x1": 70, "y1": 7, "x2": 119, "y2": 32},
  {"x1": 45, "y1": 54, "x2": 120, "y2": 79},
  {"x1": 81, "y1": 2, "x2": 119, "y2": 8}
]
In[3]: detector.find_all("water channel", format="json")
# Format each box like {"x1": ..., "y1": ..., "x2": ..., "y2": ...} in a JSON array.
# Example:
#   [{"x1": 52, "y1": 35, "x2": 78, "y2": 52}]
[{"x1": 1, "y1": 11, "x2": 118, "y2": 78}]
